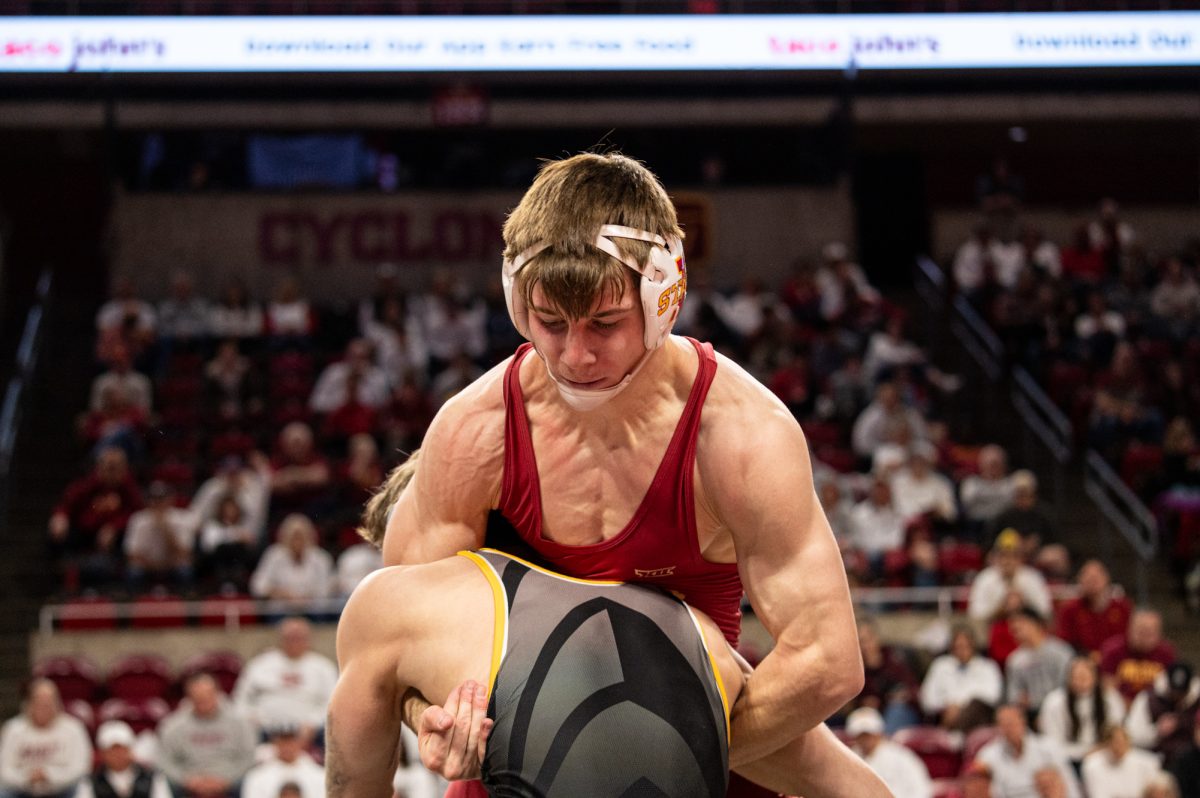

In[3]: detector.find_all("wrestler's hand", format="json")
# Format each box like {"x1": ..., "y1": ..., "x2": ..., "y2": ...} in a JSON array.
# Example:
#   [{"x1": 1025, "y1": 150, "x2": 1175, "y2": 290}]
[{"x1": 418, "y1": 679, "x2": 494, "y2": 780}]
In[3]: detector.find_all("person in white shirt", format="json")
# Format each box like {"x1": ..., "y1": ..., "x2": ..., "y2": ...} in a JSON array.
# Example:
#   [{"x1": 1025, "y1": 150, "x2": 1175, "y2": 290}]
[
  {"x1": 960, "y1": 444, "x2": 1017, "y2": 525},
  {"x1": 1039, "y1": 656, "x2": 1127, "y2": 765},
  {"x1": 891, "y1": 440, "x2": 958, "y2": 525},
  {"x1": 851, "y1": 381, "x2": 930, "y2": 460},
  {"x1": 845, "y1": 707, "x2": 932, "y2": 798},
  {"x1": 0, "y1": 680, "x2": 92, "y2": 798},
  {"x1": 977, "y1": 704, "x2": 1082, "y2": 798},
  {"x1": 334, "y1": 542, "x2": 382, "y2": 597},
  {"x1": 232, "y1": 618, "x2": 337, "y2": 741},
  {"x1": 308, "y1": 339, "x2": 391, "y2": 414},
  {"x1": 75, "y1": 722, "x2": 171, "y2": 798},
  {"x1": 238, "y1": 725, "x2": 323, "y2": 798},
  {"x1": 96, "y1": 278, "x2": 157, "y2": 340},
  {"x1": 815, "y1": 241, "x2": 881, "y2": 322},
  {"x1": 953, "y1": 224, "x2": 1027, "y2": 296},
  {"x1": 920, "y1": 625, "x2": 1003, "y2": 732},
  {"x1": 968, "y1": 529, "x2": 1053, "y2": 623},
  {"x1": 1082, "y1": 725, "x2": 1163, "y2": 798},
  {"x1": 123, "y1": 482, "x2": 196, "y2": 591},
  {"x1": 89, "y1": 345, "x2": 152, "y2": 415},
  {"x1": 248, "y1": 515, "x2": 333, "y2": 604},
  {"x1": 849, "y1": 478, "x2": 907, "y2": 561}
]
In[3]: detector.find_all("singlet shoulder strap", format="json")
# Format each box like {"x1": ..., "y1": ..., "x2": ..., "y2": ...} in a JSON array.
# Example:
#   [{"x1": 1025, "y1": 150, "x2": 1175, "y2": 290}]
[{"x1": 499, "y1": 345, "x2": 541, "y2": 528}]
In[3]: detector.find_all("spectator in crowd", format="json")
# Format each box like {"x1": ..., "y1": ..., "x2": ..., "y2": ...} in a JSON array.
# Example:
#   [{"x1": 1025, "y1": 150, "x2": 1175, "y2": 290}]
[
  {"x1": 264, "y1": 277, "x2": 314, "y2": 343},
  {"x1": 713, "y1": 277, "x2": 769, "y2": 341},
  {"x1": 989, "y1": 470, "x2": 1054, "y2": 550},
  {"x1": 1101, "y1": 609, "x2": 1177, "y2": 704},
  {"x1": 48, "y1": 447, "x2": 143, "y2": 586},
  {"x1": 89, "y1": 344, "x2": 152, "y2": 415},
  {"x1": 953, "y1": 223, "x2": 1026, "y2": 299},
  {"x1": 844, "y1": 707, "x2": 932, "y2": 798},
  {"x1": 848, "y1": 478, "x2": 906, "y2": 574},
  {"x1": 248, "y1": 514, "x2": 333, "y2": 604},
  {"x1": 1149, "y1": 256, "x2": 1200, "y2": 340},
  {"x1": 207, "y1": 280, "x2": 263, "y2": 342},
  {"x1": 362, "y1": 295, "x2": 428, "y2": 389},
  {"x1": 238, "y1": 725, "x2": 323, "y2": 798},
  {"x1": 815, "y1": 241, "x2": 881, "y2": 325},
  {"x1": 335, "y1": 540, "x2": 382, "y2": 597},
  {"x1": 960, "y1": 444, "x2": 1017, "y2": 528},
  {"x1": 854, "y1": 617, "x2": 921, "y2": 733},
  {"x1": 232, "y1": 617, "x2": 337, "y2": 742},
  {"x1": 429, "y1": 352, "x2": 485, "y2": 406},
  {"x1": 309, "y1": 339, "x2": 391, "y2": 415},
  {"x1": 1020, "y1": 226, "x2": 1062, "y2": 280},
  {"x1": 976, "y1": 704, "x2": 1082, "y2": 798},
  {"x1": 1089, "y1": 197, "x2": 1136, "y2": 273},
  {"x1": 356, "y1": 262, "x2": 403, "y2": 333},
  {"x1": 851, "y1": 381, "x2": 929, "y2": 460},
  {"x1": 157, "y1": 674, "x2": 256, "y2": 798},
  {"x1": 1127, "y1": 663, "x2": 1200, "y2": 768},
  {"x1": 196, "y1": 493, "x2": 258, "y2": 589},
  {"x1": 1075, "y1": 291, "x2": 1127, "y2": 366},
  {"x1": 268, "y1": 424, "x2": 332, "y2": 520},
  {"x1": 968, "y1": 529, "x2": 1053, "y2": 623},
  {"x1": 419, "y1": 274, "x2": 487, "y2": 371},
  {"x1": 79, "y1": 384, "x2": 147, "y2": 463},
  {"x1": 822, "y1": 353, "x2": 871, "y2": 424},
  {"x1": 890, "y1": 440, "x2": 958, "y2": 528},
  {"x1": 190, "y1": 454, "x2": 270, "y2": 549},
  {"x1": 1089, "y1": 342, "x2": 1163, "y2": 459},
  {"x1": 157, "y1": 271, "x2": 210, "y2": 349},
  {"x1": 123, "y1": 481, "x2": 196, "y2": 591},
  {"x1": 0, "y1": 680, "x2": 91, "y2": 798},
  {"x1": 1055, "y1": 560, "x2": 1133, "y2": 656},
  {"x1": 919, "y1": 625, "x2": 1003, "y2": 733},
  {"x1": 1061, "y1": 223, "x2": 1108, "y2": 285},
  {"x1": 1169, "y1": 711, "x2": 1200, "y2": 798},
  {"x1": 203, "y1": 341, "x2": 263, "y2": 427},
  {"x1": 767, "y1": 349, "x2": 815, "y2": 419},
  {"x1": 1037, "y1": 656, "x2": 1126, "y2": 766},
  {"x1": 1082, "y1": 725, "x2": 1163, "y2": 798},
  {"x1": 95, "y1": 277, "x2": 157, "y2": 365},
  {"x1": 1006, "y1": 607, "x2": 1075, "y2": 714},
  {"x1": 75, "y1": 721, "x2": 172, "y2": 798}
]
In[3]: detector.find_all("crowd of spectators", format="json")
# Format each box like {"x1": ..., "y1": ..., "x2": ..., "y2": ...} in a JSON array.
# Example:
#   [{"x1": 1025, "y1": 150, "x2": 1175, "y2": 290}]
[
  {"x1": 1, "y1": 618, "x2": 443, "y2": 798},
  {"x1": 948, "y1": 196, "x2": 1200, "y2": 607}
]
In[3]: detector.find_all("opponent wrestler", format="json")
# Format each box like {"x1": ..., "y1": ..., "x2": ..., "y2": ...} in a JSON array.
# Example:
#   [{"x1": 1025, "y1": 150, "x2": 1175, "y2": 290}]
[
  {"x1": 328, "y1": 546, "x2": 744, "y2": 797},
  {"x1": 379, "y1": 153, "x2": 888, "y2": 797}
]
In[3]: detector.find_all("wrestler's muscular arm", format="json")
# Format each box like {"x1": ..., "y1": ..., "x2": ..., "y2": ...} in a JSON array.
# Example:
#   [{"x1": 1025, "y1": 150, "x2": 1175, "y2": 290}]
[{"x1": 700, "y1": 363, "x2": 891, "y2": 798}]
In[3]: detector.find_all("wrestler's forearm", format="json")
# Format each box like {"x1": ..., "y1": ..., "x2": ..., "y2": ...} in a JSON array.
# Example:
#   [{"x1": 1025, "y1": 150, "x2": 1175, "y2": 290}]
[
  {"x1": 401, "y1": 686, "x2": 433, "y2": 731},
  {"x1": 734, "y1": 724, "x2": 894, "y2": 798}
]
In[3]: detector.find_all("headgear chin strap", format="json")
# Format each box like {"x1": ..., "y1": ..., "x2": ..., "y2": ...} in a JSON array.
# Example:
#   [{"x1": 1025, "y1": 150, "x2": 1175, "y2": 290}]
[{"x1": 501, "y1": 224, "x2": 687, "y2": 411}]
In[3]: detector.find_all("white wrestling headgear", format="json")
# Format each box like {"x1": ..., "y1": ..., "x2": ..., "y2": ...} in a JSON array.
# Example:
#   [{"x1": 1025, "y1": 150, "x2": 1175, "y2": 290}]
[{"x1": 502, "y1": 224, "x2": 687, "y2": 411}]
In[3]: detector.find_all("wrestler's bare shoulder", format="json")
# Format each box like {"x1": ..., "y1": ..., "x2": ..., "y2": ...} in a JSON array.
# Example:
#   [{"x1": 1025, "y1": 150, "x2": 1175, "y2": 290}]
[
  {"x1": 421, "y1": 357, "x2": 509, "y2": 463},
  {"x1": 341, "y1": 558, "x2": 486, "y2": 644},
  {"x1": 701, "y1": 350, "x2": 803, "y2": 450}
]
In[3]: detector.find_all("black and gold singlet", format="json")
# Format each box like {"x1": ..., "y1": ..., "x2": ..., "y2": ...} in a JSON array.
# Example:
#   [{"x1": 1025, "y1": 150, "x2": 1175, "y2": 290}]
[{"x1": 458, "y1": 549, "x2": 731, "y2": 798}]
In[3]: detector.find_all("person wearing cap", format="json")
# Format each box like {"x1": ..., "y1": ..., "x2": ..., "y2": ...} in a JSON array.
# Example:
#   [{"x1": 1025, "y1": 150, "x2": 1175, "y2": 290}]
[
  {"x1": 0, "y1": 679, "x2": 91, "y2": 798},
  {"x1": 1054, "y1": 560, "x2": 1133, "y2": 656},
  {"x1": 1006, "y1": 607, "x2": 1075, "y2": 715},
  {"x1": 844, "y1": 707, "x2": 932, "y2": 798},
  {"x1": 1101, "y1": 610, "x2": 1178, "y2": 704},
  {"x1": 379, "y1": 153, "x2": 887, "y2": 798},
  {"x1": 976, "y1": 704, "x2": 1082, "y2": 798},
  {"x1": 75, "y1": 722, "x2": 170, "y2": 798},
  {"x1": 1081, "y1": 725, "x2": 1163, "y2": 798},
  {"x1": 1127, "y1": 662, "x2": 1200, "y2": 768},
  {"x1": 123, "y1": 482, "x2": 196, "y2": 592},
  {"x1": 968, "y1": 529, "x2": 1053, "y2": 624},
  {"x1": 238, "y1": 725, "x2": 323, "y2": 798}
]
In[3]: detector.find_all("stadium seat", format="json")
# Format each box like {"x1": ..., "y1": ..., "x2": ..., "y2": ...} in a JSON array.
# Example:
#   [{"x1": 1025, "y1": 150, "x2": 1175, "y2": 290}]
[
  {"x1": 106, "y1": 654, "x2": 175, "y2": 702},
  {"x1": 97, "y1": 697, "x2": 171, "y2": 734},
  {"x1": 938, "y1": 542, "x2": 984, "y2": 584},
  {"x1": 33, "y1": 656, "x2": 102, "y2": 704},
  {"x1": 892, "y1": 725, "x2": 962, "y2": 779},
  {"x1": 177, "y1": 650, "x2": 244, "y2": 695}
]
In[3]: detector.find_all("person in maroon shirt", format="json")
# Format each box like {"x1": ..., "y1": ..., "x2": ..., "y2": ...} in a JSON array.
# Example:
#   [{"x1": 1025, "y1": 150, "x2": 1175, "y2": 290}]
[
  {"x1": 1100, "y1": 609, "x2": 1177, "y2": 704},
  {"x1": 268, "y1": 422, "x2": 332, "y2": 521},
  {"x1": 47, "y1": 445, "x2": 144, "y2": 586},
  {"x1": 1055, "y1": 559, "x2": 1133, "y2": 656}
]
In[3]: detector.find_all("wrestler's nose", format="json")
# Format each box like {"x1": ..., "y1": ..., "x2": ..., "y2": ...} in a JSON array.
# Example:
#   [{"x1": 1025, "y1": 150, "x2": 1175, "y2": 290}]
[{"x1": 560, "y1": 327, "x2": 597, "y2": 370}]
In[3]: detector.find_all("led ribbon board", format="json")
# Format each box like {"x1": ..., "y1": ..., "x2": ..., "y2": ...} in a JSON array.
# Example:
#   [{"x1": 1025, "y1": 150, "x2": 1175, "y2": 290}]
[{"x1": 1, "y1": 12, "x2": 1197, "y2": 73}]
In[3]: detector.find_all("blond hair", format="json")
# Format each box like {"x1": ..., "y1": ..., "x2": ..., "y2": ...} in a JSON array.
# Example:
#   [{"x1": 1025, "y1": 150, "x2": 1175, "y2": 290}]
[
  {"x1": 358, "y1": 449, "x2": 421, "y2": 548},
  {"x1": 503, "y1": 152, "x2": 683, "y2": 321}
]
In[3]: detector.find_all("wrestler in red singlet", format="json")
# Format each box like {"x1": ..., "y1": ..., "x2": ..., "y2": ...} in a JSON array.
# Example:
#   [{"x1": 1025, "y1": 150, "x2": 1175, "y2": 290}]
[{"x1": 445, "y1": 338, "x2": 777, "y2": 798}]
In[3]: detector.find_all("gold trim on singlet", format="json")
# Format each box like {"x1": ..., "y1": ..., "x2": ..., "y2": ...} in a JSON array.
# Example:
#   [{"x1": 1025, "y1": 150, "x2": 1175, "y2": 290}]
[
  {"x1": 457, "y1": 551, "x2": 509, "y2": 695},
  {"x1": 477, "y1": 547, "x2": 624, "y2": 586},
  {"x1": 685, "y1": 604, "x2": 732, "y2": 742}
]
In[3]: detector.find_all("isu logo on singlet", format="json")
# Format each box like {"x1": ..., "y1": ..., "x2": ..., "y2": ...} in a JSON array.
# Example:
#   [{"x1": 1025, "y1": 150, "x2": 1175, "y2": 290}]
[{"x1": 634, "y1": 566, "x2": 677, "y2": 578}]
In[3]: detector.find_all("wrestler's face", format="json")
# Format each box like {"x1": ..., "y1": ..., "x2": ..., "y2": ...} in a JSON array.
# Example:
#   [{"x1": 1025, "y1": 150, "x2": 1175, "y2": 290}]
[{"x1": 527, "y1": 279, "x2": 646, "y2": 392}]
